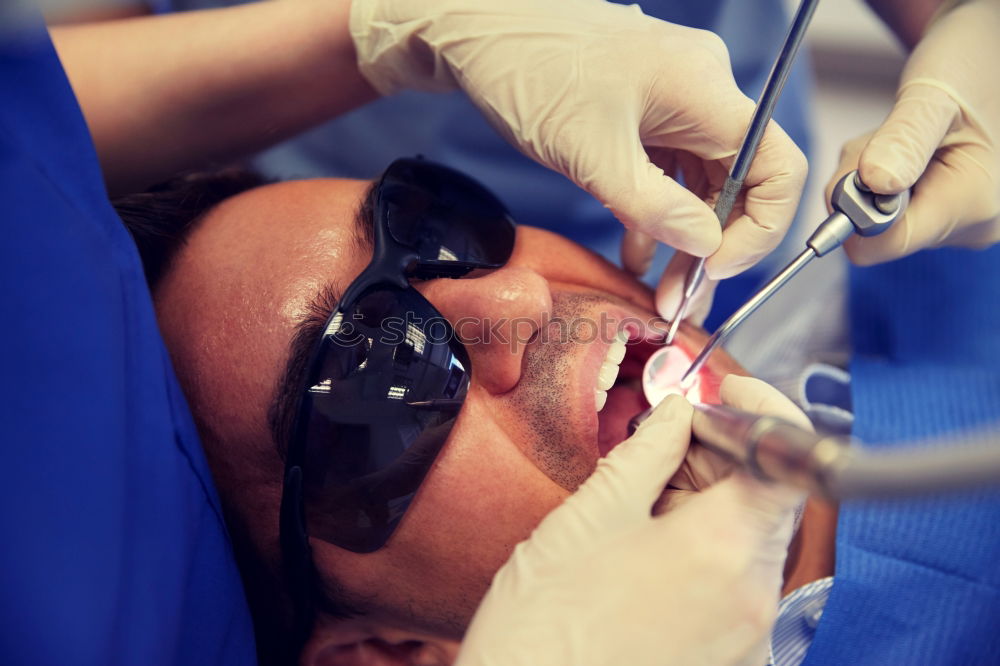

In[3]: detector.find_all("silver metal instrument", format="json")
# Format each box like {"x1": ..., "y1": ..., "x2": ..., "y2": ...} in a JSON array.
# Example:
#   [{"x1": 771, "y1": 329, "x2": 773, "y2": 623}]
[
  {"x1": 664, "y1": 0, "x2": 821, "y2": 345},
  {"x1": 678, "y1": 170, "x2": 909, "y2": 386},
  {"x1": 631, "y1": 402, "x2": 1000, "y2": 499}
]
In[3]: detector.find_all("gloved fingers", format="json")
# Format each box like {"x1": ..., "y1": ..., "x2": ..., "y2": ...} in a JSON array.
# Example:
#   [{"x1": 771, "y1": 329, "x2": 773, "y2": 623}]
[
  {"x1": 668, "y1": 443, "x2": 737, "y2": 492},
  {"x1": 719, "y1": 374, "x2": 813, "y2": 431},
  {"x1": 826, "y1": 117, "x2": 986, "y2": 256},
  {"x1": 726, "y1": 479, "x2": 801, "y2": 666},
  {"x1": 469, "y1": 474, "x2": 793, "y2": 666},
  {"x1": 659, "y1": 379, "x2": 802, "y2": 501},
  {"x1": 731, "y1": 477, "x2": 803, "y2": 606},
  {"x1": 587, "y1": 394, "x2": 694, "y2": 513},
  {"x1": 585, "y1": 131, "x2": 722, "y2": 258},
  {"x1": 650, "y1": 487, "x2": 697, "y2": 515},
  {"x1": 668, "y1": 376, "x2": 806, "y2": 494},
  {"x1": 718, "y1": 474, "x2": 801, "y2": 567},
  {"x1": 646, "y1": 87, "x2": 806, "y2": 281},
  {"x1": 823, "y1": 132, "x2": 870, "y2": 214},
  {"x1": 857, "y1": 82, "x2": 959, "y2": 194},
  {"x1": 617, "y1": 148, "x2": 680, "y2": 275},
  {"x1": 518, "y1": 396, "x2": 693, "y2": 561},
  {"x1": 646, "y1": 145, "x2": 680, "y2": 181},
  {"x1": 946, "y1": 217, "x2": 1000, "y2": 249},
  {"x1": 656, "y1": 472, "x2": 800, "y2": 569},
  {"x1": 644, "y1": 478, "x2": 789, "y2": 666},
  {"x1": 629, "y1": 139, "x2": 796, "y2": 285},
  {"x1": 676, "y1": 149, "x2": 727, "y2": 203},
  {"x1": 703, "y1": 123, "x2": 808, "y2": 280},
  {"x1": 621, "y1": 228, "x2": 657, "y2": 276},
  {"x1": 654, "y1": 251, "x2": 717, "y2": 323},
  {"x1": 687, "y1": 400, "x2": 807, "y2": 570},
  {"x1": 645, "y1": 70, "x2": 753, "y2": 166},
  {"x1": 843, "y1": 149, "x2": 997, "y2": 264},
  {"x1": 596, "y1": 81, "x2": 757, "y2": 257}
]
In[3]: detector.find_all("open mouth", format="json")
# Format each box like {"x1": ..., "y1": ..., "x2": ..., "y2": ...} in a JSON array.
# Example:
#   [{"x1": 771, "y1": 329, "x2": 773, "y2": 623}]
[
  {"x1": 595, "y1": 338, "x2": 706, "y2": 457},
  {"x1": 596, "y1": 339, "x2": 662, "y2": 456}
]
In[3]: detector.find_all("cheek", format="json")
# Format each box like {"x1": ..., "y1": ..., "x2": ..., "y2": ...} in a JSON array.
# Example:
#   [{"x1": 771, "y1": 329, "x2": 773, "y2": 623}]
[
  {"x1": 510, "y1": 227, "x2": 654, "y2": 309},
  {"x1": 331, "y1": 397, "x2": 568, "y2": 634},
  {"x1": 405, "y1": 397, "x2": 567, "y2": 552}
]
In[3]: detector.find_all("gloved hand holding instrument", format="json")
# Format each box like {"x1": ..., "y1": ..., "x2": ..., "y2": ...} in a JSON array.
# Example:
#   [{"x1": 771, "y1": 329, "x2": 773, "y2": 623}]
[
  {"x1": 351, "y1": 0, "x2": 807, "y2": 312},
  {"x1": 661, "y1": 0, "x2": 819, "y2": 337},
  {"x1": 826, "y1": 0, "x2": 1000, "y2": 265},
  {"x1": 457, "y1": 385, "x2": 806, "y2": 666}
]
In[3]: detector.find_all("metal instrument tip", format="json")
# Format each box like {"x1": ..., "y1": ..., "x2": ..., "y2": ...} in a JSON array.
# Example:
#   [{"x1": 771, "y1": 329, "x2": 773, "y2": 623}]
[
  {"x1": 663, "y1": 309, "x2": 684, "y2": 345},
  {"x1": 680, "y1": 329, "x2": 722, "y2": 387},
  {"x1": 665, "y1": 279, "x2": 698, "y2": 345}
]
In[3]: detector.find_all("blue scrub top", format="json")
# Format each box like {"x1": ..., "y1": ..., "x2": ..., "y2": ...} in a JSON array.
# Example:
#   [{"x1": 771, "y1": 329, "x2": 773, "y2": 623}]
[
  {"x1": 803, "y1": 247, "x2": 1000, "y2": 663},
  {"x1": 0, "y1": 19, "x2": 256, "y2": 666},
  {"x1": 156, "y1": 0, "x2": 812, "y2": 318}
]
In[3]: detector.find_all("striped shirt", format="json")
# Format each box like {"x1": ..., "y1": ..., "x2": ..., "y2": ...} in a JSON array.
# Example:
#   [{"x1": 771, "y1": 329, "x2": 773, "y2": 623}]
[{"x1": 768, "y1": 577, "x2": 835, "y2": 666}]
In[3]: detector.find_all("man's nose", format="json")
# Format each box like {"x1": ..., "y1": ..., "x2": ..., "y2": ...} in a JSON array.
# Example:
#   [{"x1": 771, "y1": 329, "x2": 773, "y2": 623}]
[{"x1": 417, "y1": 266, "x2": 552, "y2": 395}]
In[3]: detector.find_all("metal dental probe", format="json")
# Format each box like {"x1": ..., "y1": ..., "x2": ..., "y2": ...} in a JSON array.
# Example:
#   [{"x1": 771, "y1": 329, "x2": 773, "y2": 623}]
[
  {"x1": 677, "y1": 170, "x2": 910, "y2": 387},
  {"x1": 663, "y1": 0, "x2": 820, "y2": 345}
]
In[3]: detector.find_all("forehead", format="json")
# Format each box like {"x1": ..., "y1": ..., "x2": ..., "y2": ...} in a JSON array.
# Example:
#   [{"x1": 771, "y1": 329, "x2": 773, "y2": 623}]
[{"x1": 154, "y1": 178, "x2": 372, "y2": 443}]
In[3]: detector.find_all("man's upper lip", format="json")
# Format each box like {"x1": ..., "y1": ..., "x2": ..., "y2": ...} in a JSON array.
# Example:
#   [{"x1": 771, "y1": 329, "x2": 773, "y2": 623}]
[
  {"x1": 506, "y1": 291, "x2": 667, "y2": 450},
  {"x1": 567, "y1": 303, "x2": 664, "y2": 451}
]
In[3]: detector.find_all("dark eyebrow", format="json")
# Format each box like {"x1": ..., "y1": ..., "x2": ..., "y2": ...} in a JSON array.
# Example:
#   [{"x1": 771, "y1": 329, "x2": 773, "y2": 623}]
[{"x1": 267, "y1": 179, "x2": 378, "y2": 459}]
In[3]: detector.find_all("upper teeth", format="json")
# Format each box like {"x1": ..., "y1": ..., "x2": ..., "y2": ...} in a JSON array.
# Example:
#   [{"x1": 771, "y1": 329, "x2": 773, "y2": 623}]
[{"x1": 595, "y1": 333, "x2": 628, "y2": 412}]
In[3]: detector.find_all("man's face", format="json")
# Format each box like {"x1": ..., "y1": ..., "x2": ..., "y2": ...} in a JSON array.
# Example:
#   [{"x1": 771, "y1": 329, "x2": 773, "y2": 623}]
[{"x1": 154, "y1": 177, "x2": 740, "y2": 641}]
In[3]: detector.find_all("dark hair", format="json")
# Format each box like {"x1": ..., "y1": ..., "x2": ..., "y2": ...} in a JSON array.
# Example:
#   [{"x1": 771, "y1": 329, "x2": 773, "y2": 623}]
[{"x1": 113, "y1": 167, "x2": 269, "y2": 288}]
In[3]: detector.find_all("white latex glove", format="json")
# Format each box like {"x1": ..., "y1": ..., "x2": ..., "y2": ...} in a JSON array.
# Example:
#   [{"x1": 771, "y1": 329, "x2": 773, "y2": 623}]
[
  {"x1": 648, "y1": 252, "x2": 719, "y2": 327},
  {"x1": 658, "y1": 374, "x2": 813, "y2": 514},
  {"x1": 455, "y1": 395, "x2": 803, "y2": 666},
  {"x1": 350, "y1": 0, "x2": 807, "y2": 315},
  {"x1": 826, "y1": 0, "x2": 1000, "y2": 265}
]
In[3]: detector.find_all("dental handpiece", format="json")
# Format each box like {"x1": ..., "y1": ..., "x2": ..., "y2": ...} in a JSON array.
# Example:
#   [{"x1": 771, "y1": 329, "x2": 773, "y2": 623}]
[
  {"x1": 678, "y1": 171, "x2": 910, "y2": 386},
  {"x1": 632, "y1": 402, "x2": 1000, "y2": 500},
  {"x1": 664, "y1": 0, "x2": 821, "y2": 345}
]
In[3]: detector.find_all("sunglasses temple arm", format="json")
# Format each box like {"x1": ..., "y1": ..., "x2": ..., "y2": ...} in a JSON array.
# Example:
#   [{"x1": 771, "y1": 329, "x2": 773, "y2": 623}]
[{"x1": 405, "y1": 399, "x2": 465, "y2": 412}]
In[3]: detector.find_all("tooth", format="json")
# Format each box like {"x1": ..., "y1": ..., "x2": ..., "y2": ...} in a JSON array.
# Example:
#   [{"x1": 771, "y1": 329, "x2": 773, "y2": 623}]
[
  {"x1": 597, "y1": 361, "x2": 619, "y2": 390},
  {"x1": 595, "y1": 389, "x2": 608, "y2": 412},
  {"x1": 606, "y1": 339, "x2": 627, "y2": 365}
]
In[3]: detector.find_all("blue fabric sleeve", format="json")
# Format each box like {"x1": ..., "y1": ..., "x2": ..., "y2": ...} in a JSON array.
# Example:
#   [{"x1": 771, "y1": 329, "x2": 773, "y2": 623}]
[{"x1": 0, "y1": 21, "x2": 255, "y2": 666}]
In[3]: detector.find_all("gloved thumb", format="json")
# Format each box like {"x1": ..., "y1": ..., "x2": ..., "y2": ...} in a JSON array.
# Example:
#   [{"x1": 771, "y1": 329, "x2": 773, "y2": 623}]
[
  {"x1": 654, "y1": 251, "x2": 717, "y2": 324},
  {"x1": 655, "y1": 472, "x2": 801, "y2": 606},
  {"x1": 515, "y1": 396, "x2": 693, "y2": 565},
  {"x1": 719, "y1": 375, "x2": 814, "y2": 431},
  {"x1": 727, "y1": 475, "x2": 802, "y2": 578},
  {"x1": 858, "y1": 81, "x2": 958, "y2": 194},
  {"x1": 621, "y1": 228, "x2": 657, "y2": 276}
]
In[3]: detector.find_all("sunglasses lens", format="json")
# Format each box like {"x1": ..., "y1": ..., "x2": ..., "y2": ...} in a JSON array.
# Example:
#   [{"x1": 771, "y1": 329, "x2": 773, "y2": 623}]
[
  {"x1": 380, "y1": 159, "x2": 516, "y2": 270},
  {"x1": 298, "y1": 287, "x2": 470, "y2": 553}
]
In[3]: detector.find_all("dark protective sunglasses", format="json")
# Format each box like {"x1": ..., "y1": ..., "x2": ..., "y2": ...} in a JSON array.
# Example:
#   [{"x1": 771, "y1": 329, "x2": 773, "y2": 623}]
[{"x1": 279, "y1": 157, "x2": 516, "y2": 629}]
